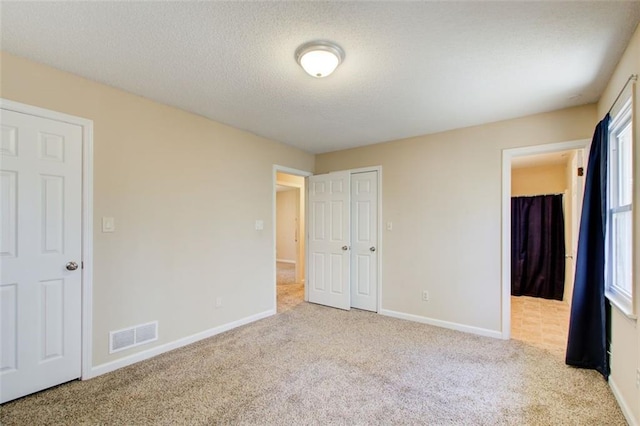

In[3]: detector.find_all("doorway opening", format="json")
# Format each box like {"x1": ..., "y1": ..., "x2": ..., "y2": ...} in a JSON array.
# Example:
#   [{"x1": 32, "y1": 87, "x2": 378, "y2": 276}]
[
  {"x1": 509, "y1": 149, "x2": 584, "y2": 355},
  {"x1": 502, "y1": 139, "x2": 589, "y2": 355},
  {"x1": 274, "y1": 168, "x2": 309, "y2": 313}
]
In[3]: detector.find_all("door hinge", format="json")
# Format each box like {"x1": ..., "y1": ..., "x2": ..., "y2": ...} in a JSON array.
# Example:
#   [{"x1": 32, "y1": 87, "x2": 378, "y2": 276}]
[{"x1": 577, "y1": 167, "x2": 584, "y2": 177}]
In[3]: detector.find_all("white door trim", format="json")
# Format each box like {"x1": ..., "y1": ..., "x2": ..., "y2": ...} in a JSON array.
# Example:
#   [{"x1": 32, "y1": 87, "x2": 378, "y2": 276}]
[
  {"x1": 272, "y1": 165, "x2": 312, "y2": 310},
  {"x1": 1, "y1": 98, "x2": 94, "y2": 378},
  {"x1": 501, "y1": 139, "x2": 589, "y2": 339}
]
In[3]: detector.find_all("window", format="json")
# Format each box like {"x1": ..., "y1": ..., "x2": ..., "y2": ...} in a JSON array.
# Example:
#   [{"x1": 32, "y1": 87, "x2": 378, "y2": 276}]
[{"x1": 605, "y1": 97, "x2": 634, "y2": 316}]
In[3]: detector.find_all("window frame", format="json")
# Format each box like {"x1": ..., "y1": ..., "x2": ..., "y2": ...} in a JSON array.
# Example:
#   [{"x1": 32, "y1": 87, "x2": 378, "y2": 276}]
[{"x1": 605, "y1": 97, "x2": 635, "y2": 318}]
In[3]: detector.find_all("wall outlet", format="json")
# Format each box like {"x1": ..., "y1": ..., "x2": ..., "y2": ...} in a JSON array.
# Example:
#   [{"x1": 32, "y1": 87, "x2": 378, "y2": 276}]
[
  {"x1": 636, "y1": 369, "x2": 640, "y2": 389},
  {"x1": 422, "y1": 290, "x2": 429, "y2": 302},
  {"x1": 215, "y1": 297, "x2": 222, "y2": 308}
]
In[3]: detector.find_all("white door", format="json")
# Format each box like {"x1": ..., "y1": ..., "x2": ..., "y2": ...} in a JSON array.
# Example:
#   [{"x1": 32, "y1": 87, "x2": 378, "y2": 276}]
[
  {"x1": 307, "y1": 171, "x2": 351, "y2": 310},
  {"x1": 351, "y1": 171, "x2": 378, "y2": 311},
  {"x1": 1, "y1": 109, "x2": 83, "y2": 403}
]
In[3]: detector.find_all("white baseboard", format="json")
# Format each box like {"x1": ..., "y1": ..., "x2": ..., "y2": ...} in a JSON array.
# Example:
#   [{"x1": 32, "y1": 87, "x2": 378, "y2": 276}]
[
  {"x1": 276, "y1": 259, "x2": 296, "y2": 264},
  {"x1": 379, "y1": 309, "x2": 502, "y2": 339},
  {"x1": 86, "y1": 309, "x2": 275, "y2": 379},
  {"x1": 609, "y1": 376, "x2": 639, "y2": 426}
]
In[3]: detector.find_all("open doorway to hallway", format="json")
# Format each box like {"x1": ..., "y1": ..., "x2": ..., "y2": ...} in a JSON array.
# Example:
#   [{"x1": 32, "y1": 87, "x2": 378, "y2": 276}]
[
  {"x1": 275, "y1": 171, "x2": 306, "y2": 312},
  {"x1": 509, "y1": 148, "x2": 584, "y2": 356}
]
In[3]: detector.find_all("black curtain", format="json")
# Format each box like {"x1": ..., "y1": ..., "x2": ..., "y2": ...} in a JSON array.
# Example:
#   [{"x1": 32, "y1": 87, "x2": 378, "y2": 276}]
[
  {"x1": 511, "y1": 194, "x2": 566, "y2": 300},
  {"x1": 566, "y1": 115, "x2": 610, "y2": 378}
]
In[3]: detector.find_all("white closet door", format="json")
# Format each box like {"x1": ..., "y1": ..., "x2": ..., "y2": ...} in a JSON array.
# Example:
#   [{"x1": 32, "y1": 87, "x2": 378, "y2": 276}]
[
  {"x1": 350, "y1": 171, "x2": 378, "y2": 311},
  {"x1": 307, "y1": 171, "x2": 351, "y2": 310}
]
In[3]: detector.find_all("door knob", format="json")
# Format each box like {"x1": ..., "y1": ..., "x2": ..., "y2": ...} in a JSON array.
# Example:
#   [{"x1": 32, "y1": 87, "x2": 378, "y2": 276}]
[
  {"x1": 342, "y1": 246, "x2": 349, "y2": 251},
  {"x1": 370, "y1": 247, "x2": 376, "y2": 252},
  {"x1": 66, "y1": 261, "x2": 79, "y2": 271}
]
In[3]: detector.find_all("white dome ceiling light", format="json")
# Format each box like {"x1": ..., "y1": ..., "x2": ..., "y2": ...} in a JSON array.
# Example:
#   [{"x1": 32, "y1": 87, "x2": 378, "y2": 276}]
[{"x1": 295, "y1": 40, "x2": 345, "y2": 78}]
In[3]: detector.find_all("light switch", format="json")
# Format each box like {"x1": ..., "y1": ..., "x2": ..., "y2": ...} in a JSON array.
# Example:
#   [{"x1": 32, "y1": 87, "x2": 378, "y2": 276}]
[
  {"x1": 102, "y1": 217, "x2": 115, "y2": 233},
  {"x1": 255, "y1": 220, "x2": 264, "y2": 231},
  {"x1": 386, "y1": 222, "x2": 393, "y2": 231}
]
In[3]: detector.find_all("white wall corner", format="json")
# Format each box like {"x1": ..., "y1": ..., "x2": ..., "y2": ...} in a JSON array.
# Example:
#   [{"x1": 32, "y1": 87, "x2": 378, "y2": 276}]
[
  {"x1": 379, "y1": 309, "x2": 502, "y2": 339},
  {"x1": 609, "y1": 377, "x2": 639, "y2": 426},
  {"x1": 85, "y1": 309, "x2": 275, "y2": 380}
]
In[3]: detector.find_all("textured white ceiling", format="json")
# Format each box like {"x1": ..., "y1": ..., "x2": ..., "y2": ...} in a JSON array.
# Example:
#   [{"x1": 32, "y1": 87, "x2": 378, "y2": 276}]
[{"x1": 1, "y1": 2, "x2": 639, "y2": 154}]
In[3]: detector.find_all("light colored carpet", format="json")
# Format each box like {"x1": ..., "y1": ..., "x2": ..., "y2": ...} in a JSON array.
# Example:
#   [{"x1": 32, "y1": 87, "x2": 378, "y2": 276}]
[
  {"x1": 276, "y1": 261, "x2": 296, "y2": 285},
  {"x1": 0, "y1": 303, "x2": 625, "y2": 425},
  {"x1": 277, "y1": 261, "x2": 304, "y2": 313}
]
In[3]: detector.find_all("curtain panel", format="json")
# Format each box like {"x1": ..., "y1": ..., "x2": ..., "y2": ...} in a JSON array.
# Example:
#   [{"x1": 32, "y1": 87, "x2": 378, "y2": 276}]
[
  {"x1": 566, "y1": 115, "x2": 610, "y2": 378},
  {"x1": 511, "y1": 194, "x2": 566, "y2": 301}
]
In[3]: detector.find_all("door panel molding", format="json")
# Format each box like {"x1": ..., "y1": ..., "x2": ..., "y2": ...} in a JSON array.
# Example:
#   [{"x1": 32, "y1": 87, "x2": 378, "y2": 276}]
[{"x1": 0, "y1": 98, "x2": 94, "y2": 381}]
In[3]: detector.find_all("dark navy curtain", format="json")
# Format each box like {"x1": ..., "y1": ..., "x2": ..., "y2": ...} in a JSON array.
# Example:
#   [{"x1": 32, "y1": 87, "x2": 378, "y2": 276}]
[
  {"x1": 511, "y1": 194, "x2": 566, "y2": 300},
  {"x1": 566, "y1": 115, "x2": 610, "y2": 378}
]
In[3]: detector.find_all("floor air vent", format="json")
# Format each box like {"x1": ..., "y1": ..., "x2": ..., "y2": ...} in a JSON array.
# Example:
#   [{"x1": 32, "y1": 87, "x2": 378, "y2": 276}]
[{"x1": 109, "y1": 321, "x2": 158, "y2": 353}]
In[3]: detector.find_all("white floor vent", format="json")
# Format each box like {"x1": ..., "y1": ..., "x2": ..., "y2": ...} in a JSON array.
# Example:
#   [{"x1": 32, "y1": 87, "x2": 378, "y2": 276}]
[{"x1": 109, "y1": 321, "x2": 158, "y2": 353}]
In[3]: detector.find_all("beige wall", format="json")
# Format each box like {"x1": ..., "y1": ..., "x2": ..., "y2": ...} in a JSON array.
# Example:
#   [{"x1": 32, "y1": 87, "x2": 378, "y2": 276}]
[
  {"x1": 276, "y1": 189, "x2": 298, "y2": 262},
  {"x1": 596, "y1": 24, "x2": 640, "y2": 424},
  {"x1": 0, "y1": 52, "x2": 315, "y2": 366},
  {"x1": 316, "y1": 104, "x2": 596, "y2": 333},
  {"x1": 511, "y1": 164, "x2": 567, "y2": 196}
]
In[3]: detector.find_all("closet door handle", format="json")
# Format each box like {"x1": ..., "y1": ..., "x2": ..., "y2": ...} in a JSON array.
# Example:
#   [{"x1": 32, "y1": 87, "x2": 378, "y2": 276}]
[
  {"x1": 370, "y1": 247, "x2": 376, "y2": 252},
  {"x1": 342, "y1": 246, "x2": 349, "y2": 251}
]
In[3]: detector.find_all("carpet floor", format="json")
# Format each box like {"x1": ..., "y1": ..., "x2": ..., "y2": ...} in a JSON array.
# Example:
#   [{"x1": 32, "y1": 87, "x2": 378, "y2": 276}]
[
  {"x1": 0, "y1": 303, "x2": 625, "y2": 425},
  {"x1": 277, "y1": 262, "x2": 304, "y2": 313}
]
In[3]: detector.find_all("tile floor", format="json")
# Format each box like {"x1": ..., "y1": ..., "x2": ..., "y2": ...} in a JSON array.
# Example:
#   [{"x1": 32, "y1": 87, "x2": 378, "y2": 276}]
[{"x1": 511, "y1": 295, "x2": 570, "y2": 356}]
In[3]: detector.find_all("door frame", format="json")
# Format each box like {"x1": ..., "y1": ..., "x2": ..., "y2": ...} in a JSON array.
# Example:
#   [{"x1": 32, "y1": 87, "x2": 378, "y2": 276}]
[
  {"x1": 1, "y1": 98, "x2": 94, "y2": 379},
  {"x1": 272, "y1": 165, "x2": 312, "y2": 310},
  {"x1": 501, "y1": 139, "x2": 589, "y2": 339}
]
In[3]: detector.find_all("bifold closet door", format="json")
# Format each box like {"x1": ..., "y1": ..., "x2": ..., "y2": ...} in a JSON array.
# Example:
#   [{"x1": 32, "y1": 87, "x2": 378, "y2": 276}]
[
  {"x1": 350, "y1": 171, "x2": 378, "y2": 312},
  {"x1": 307, "y1": 171, "x2": 351, "y2": 310}
]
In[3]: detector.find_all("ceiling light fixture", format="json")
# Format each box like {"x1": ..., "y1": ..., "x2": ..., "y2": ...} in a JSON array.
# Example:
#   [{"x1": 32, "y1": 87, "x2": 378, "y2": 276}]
[{"x1": 295, "y1": 40, "x2": 345, "y2": 78}]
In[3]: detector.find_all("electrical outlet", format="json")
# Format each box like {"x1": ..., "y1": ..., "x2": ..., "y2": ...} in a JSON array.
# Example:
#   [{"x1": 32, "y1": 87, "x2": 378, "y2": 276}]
[
  {"x1": 636, "y1": 369, "x2": 640, "y2": 389},
  {"x1": 215, "y1": 297, "x2": 222, "y2": 308},
  {"x1": 422, "y1": 290, "x2": 429, "y2": 302}
]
